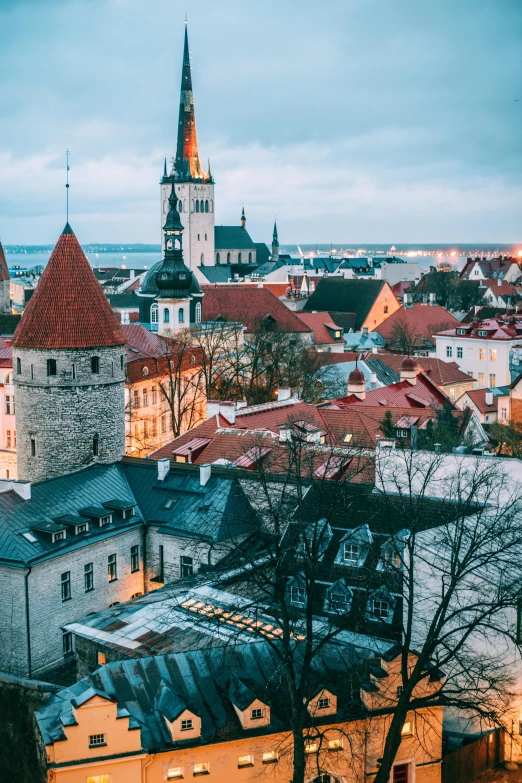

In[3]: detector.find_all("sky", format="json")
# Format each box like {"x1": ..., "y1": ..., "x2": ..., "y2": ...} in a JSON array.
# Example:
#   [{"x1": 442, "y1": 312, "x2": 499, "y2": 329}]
[{"x1": 0, "y1": 0, "x2": 521, "y2": 246}]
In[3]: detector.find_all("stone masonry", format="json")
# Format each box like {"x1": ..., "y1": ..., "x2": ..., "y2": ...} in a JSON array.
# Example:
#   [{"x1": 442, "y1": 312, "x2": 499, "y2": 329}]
[{"x1": 13, "y1": 345, "x2": 125, "y2": 482}]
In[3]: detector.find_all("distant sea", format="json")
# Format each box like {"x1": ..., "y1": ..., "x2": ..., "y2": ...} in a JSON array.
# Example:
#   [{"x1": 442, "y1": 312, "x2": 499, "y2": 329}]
[{"x1": 4, "y1": 242, "x2": 520, "y2": 274}]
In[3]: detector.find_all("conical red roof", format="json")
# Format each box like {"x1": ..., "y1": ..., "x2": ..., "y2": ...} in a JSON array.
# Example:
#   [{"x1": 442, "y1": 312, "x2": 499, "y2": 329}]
[
  {"x1": 0, "y1": 241, "x2": 10, "y2": 282},
  {"x1": 12, "y1": 224, "x2": 126, "y2": 350}
]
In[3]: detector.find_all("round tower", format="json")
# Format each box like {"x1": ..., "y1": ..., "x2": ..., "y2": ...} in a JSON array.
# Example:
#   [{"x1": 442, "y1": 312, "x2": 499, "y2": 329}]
[{"x1": 12, "y1": 223, "x2": 127, "y2": 482}]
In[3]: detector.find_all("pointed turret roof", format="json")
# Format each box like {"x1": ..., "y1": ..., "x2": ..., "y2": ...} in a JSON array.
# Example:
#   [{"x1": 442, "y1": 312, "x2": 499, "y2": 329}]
[
  {"x1": 272, "y1": 220, "x2": 279, "y2": 247},
  {"x1": 0, "y1": 240, "x2": 10, "y2": 282},
  {"x1": 12, "y1": 224, "x2": 126, "y2": 350},
  {"x1": 174, "y1": 24, "x2": 206, "y2": 182}
]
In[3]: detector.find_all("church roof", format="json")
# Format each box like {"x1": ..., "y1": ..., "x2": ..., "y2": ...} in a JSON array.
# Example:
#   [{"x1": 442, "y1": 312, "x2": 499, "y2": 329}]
[
  {"x1": 0, "y1": 241, "x2": 10, "y2": 282},
  {"x1": 215, "y1": 226, "x2": 256, "y2": 250},
  {"x1": 254, "y1": 242, "x2": 270, "y2": 266},
  {"x1": 12, "y1": 224, "x2": 126, "y2": 350}
]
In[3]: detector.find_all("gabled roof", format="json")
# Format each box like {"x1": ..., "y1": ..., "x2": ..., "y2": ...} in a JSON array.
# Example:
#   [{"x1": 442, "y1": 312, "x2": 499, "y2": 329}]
[
  {"x1": 460, "y1": 387, "x2": 507, "y2": 414},
  {"x1": 303, "y1": 279, "x2": 392, "y2": 330},
  {"x1": 377, "y1": 304, "x2": 460, "y2": 346},
  {"x1": 327, "y1": 372, "x2": 448, "y2": 410},
  {"x1": 12, "y1": 225, "x2": 126, "y2": 350},
  {"x1": 295, "y1": 311, "x2": 343, "y2": 345},
  {"x1": 215, "y1": 226, "x2": 256, "y2": 250},
  {"x1": 201, "y1": 285, "x2": 312, "y2": 334},
  {"x1": 365, "y1": 354, "x2": 474, "y2": 387}
]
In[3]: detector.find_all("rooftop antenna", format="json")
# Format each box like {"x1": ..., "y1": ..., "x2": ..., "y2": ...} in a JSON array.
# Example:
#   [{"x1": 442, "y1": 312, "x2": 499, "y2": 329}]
[{"x1": 65, "y1": 149, "x2": 70, "y2": 223}]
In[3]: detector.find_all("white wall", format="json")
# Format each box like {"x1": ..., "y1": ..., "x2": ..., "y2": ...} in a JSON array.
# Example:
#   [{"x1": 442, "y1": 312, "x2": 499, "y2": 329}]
[{"x1": 435, "y1": 334, "x2": 519, "y2": 387}]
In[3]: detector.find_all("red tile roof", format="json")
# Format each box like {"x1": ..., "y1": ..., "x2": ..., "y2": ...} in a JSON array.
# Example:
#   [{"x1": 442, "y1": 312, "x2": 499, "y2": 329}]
[
  {"x1": 12, "y1": 225, "x2": 126, "y2": 350},
  {"x1": 435, "y1": 318, "x2": 522, "y2": 341},
  {"x1": 201, "y1": 285, "x2": 312, "y2": 334},
  {"x1": 327, "y1": 372, "x2": 448, "y2": 409},
  {"x1": 0, "y1": 242, "x2": 10, "y2": 282},
  {"x1": 377, "y1": 304, "x2": 460, "y2": 345},
  {"x1": 461, "y1": 388, "x2": 504, "y2": 414},
  {"x1": 295, "y1": 312, "x2": 343, "y2": 345},
  {"x1": 123, "y1": 324, "x2": 202, "y2": 383},
  {"x1": 481, "y1": 279, "x2": 522, "y2": 297}
]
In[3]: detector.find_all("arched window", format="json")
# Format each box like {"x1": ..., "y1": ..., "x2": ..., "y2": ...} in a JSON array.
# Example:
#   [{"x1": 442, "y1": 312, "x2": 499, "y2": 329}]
[
  {"x1": 227, "y1": 252, "x2": 231, "y2": 263},
  {"x1": 178, "y1": 307, "x2": 185, "y2": 324},
  {"x1": 150, "y1": 303, "x2": 158, "y2": 324},
  {"x1": 200, "y1": 199, "x2": 204, "y2": 212},
  {"x1": 248, "y1": 252, "x2": 252, "y2": 263},
  {"x1": 205, "y1": 200, "x2": 209, "y2": 212},
  {"x1": 164, "y1": 308, "x2": 170, "y2": 324},
  {"x1": 216, "y1": 252, "x2": 221, "y2": 263},
  {"x1": 92, "y1": 435, "x2": 99, "y2": 457},
  {"x1": 238, "y1": 252, "x2": 242, "y2": 263},
  {"x1": 196, "y1": 200, "x2": 200, "y2": 212},
  {"x1": 200, "y1": 253, "x2": 205, "y2": 265},
  {"x1": 178, "y1": 200, "x2": 183, "y2": 213},
  {"x1": 195, "y1": 302, "x2": 202, "y2": 323}
]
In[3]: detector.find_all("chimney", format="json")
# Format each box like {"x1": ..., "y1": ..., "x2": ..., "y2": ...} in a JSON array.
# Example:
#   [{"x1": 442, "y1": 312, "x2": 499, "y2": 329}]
[
  {"x1": 277, "y1": 387, "x2": 292, "y2": 401},
  {"x1": 485, "y1": 391, "x2": 494, "y2": 406},
  {"x1": 200, "y1": 464, "x2": 211, "y2": 487},
  {"x1": 370, "y1": 372, "x2": 377, "y2": 387},
  {"x1": 235, "y1": 399, "x2": 248, "y2": 410},
  {"x1": 403, "y1": 293, "x2": 408, "y2": 306},
  {"x1": 429, "y1": 293, "x2": 436, "y2": 306},
  {"x1": 130, "y1": 269, "x2": 135, "y2": 280},
  {"x1": 206, "y1": 400, "x2": 220, "y2": 420},
  {"x1": 157, "y1": 458, "x2": 170, "y2": 482},
  {"x1": 400, "y1": 356, "x2": 418, "y2": 385},
  {"x1": 13, "y1": 481, "x2": 31, "y2": 501},
  {"x1": 372, "y1": 346, "x2": 378, "y2": 354},
  {"x1": 219, "y1": 402, "x2": 236, "y2": 424},
  {"x1": 187, "y1": 447, "x2": 193, "y2": 464}
]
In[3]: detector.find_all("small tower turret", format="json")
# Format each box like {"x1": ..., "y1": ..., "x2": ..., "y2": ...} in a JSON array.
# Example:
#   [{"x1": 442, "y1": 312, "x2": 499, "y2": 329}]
[{"x1": 240, "y1": 207, "x2": 246, "y2": 229}]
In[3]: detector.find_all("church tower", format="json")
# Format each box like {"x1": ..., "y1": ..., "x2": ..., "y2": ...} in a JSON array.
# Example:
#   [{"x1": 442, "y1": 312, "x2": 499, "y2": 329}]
[
  {"x1": 160, "y1": 23, "x2": 215, "y2": 272},
  {"x1": 272, "y1": 220, "x2": 279, "y2": 263},
  {"x1": 11, "y1": 224, "x2": 126, "y2": 482},
  {"x1": 156, "y1": 181, "x2": 201, "y2": 337}
]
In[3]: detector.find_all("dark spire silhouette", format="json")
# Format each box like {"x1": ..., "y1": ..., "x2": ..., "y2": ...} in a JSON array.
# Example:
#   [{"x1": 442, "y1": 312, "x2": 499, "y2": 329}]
[{"x1": 174, "y1": 23, "x2": 206, "y2": 181}]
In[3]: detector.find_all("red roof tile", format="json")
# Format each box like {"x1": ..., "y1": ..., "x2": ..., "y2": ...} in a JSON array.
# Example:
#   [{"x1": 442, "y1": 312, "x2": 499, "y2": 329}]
[
  {"x1": 461, "y1": 388, "x2": 504, "y2": 414},
  {"x1": 201, "y1": 285, "x2": 312, "y2": 334},
  {"x1": 295, "y1": 312, "x2": 343, "y2": 345},
  {"x1": 327, "y1": 372, "x2": 448, "y2": 409},
  {"x1": 377, "y1": 304, "x2": 460, "y2": 345},
  {"x1": 365, "y1": 353, "x2": 474, "y2": 387},
  {"x1": 12, "y1": 225, "x2": 126, "y2": 350},
  {"x1": 0, "y1": 242, "x2": 10, "y2": 282}
]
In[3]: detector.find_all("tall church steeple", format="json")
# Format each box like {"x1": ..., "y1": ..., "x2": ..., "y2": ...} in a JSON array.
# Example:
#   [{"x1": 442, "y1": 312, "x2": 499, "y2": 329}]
[
  {"x1": 175, "y1": 23, "x2": 206, "y2": 182},
  {"x1": 272, "y1": 219, "x2": 279, "y2": 263}
]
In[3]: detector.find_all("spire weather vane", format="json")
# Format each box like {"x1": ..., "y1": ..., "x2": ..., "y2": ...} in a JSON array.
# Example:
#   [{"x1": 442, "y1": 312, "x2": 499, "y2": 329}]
[{"x1": 65, "y1": 149, "x2": 70, "y2": 223}]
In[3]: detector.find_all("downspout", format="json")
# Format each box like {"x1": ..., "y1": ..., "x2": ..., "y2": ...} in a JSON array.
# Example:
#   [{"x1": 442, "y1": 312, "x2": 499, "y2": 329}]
[
  {"x1": 24, "y1": 564, "x2": 32, "y2": 677},
  {"x1": 142, "y1": 753, "x2": 155, "y2": 783}
]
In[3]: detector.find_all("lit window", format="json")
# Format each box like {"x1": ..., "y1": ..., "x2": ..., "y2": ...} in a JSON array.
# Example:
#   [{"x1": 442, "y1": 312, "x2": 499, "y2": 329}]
[
  {"x1": 344, "y1": 433, "x2": 353, "y2": 443},
  {"x1": 489, "y1": 349, "x2": 497, "y2": 361},
  {"x1": 478, "y1": 373, "x2": 485, "y2": 387},
  {"x1": 262, "y1": 751, "x2": 277, "y2": 763},
  {"x1": 167, "y1": 768, "x2": 184, "y2": 780},
  {"x1": 343, "y1": 542, "x2": 360, "y2": 563},
  {"x1": 193, "y1": 762, "x2": 209, "y2": 775},
  {"x1": 87, "y1": 777, "x2": 110, "y2": 783},
  {"x1": 238, "y1": 755, "x2": 253, "y2": 767},
  {"x1": 446, "y1": 346, "x2": 452, "y2": 358},
  {"x1": 181, "y1": 718, "x2": 193, "y2": 731},
  {"x1": 305, "y1": 741, "x2": 318, "y2": 754},
  {"x1": 61, "y1": 571, "x2": 71, "y2": 601},
  {"x1": 478, "y1": 348, "x2": 485, "y2": 360},
  {"x1": 401, "y1": 720, "x2": 414, "y2": 736},
  {"x1": 88, "y1": 734, "x2": 106, "y2": 748},
  {"x1": 317, "y1": 697, "x2": 330, "y2": 709},
  {"x1": 97, "y1": 651, "x2": 106, "y2": 666},
  {"x1": 373, "y1": 599, "x2": 389, "y2": 619},
  {"x1": 251, "y1": 707, "x2": 263, "y2": 720},
  {"x1": 328, "y1": 738, "x2": 342, "y2": 750},
  {"x1": 489, "y1": 374, "x2": 496, "y2": 387}
]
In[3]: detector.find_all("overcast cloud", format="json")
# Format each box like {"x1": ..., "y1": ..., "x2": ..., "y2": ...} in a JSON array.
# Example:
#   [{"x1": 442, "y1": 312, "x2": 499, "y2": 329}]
[{"x1": 0, "y1": 0, "x2": 521, "y2": 245}]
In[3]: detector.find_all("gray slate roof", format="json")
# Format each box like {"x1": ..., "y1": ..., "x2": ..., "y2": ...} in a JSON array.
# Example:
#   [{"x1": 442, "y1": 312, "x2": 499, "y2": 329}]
[
  {"x1": 215, "y1": 226, "x2": 256, "y2": 250},
  {"x1": 0, "y1": 460, "x2": 252, "y2": 566},
  {"x1": 304, "y1": 279, "x2": 387, "y2": 330},
  {"x1": 36, "y1": 640, "x2": 367, "y2": 750}
]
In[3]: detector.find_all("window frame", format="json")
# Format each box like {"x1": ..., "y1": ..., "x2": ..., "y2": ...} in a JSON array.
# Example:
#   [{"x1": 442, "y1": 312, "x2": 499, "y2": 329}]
[
  {"x1": 88, "y1": 733, "x2": 106, "y2": 748},
  {"x1": 373, "y1": 598, "x2": 390, "y2": 619},
  {"x1": 61, "y1": 571, "x2": 71, "y2": 602},
  {"x1": 131, "y1": 544, "x2": 140, "y2": 573},
  {"x1": 107, "y1": 553, "x2": 117, "y2": 582},
  {"x1": 84, "y1": 562, "x2": 94, "y2": 592}
]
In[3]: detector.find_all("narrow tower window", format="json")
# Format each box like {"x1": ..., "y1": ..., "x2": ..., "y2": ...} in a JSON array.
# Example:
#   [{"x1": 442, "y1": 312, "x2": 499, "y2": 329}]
[
  {"x1": 151, "y1": 303, "x2": 158, "y2": 324},
  {"x1": 164, "y1": 308, "x2": 170, "y2": 324},
  {"x1": 248, "y1": 252, "x2": 252, "y2": 262},
  {"x1": 47, "y1": 359, "x2": 57, "y2": 376},
  {"x1": 227, "y1": 252, "x2": 231, "y2": 263},
  {"x1": 238, "y1": 252, "x2": 242, "y2": 263},
  {"x1": 196, "y1": 200, "x2": 200, "y2": 212},
  {"x1": 178, "y1": 308, "x2": 185, "y2": 324},
  {"x1": 200, "y1": 253, "x2": 205, "y2": 265},
  {"x1": 205, "y1": 200, "x2": 209, "y2": 213},
  {"x1": 16, "y1": 358, "x2": 21, "y2": 375},
  {"x1": 216, "y1": 253, "x2": 220, "y2": 263},
  {"x1": 178, "y1": 200, "x2": 183, "y2": 213},
  {"x1": 91, "y1": 356, "x2": 100, "y2": 374},
  {"x1": 93, "y1": 435, "x2": 99, "y2": 457},
  {"x1": 30, "y1": 438, "x2": 36, "y2": 457},
  {"x1": 120, "y1": 355, "x2": 124, "y2": 371},
  {"x1": 200, "y1": 200, "x2": 204, "y2": 212},
  {"x1": 195, "y1": 302, "x2": 202, "y2": 323}
]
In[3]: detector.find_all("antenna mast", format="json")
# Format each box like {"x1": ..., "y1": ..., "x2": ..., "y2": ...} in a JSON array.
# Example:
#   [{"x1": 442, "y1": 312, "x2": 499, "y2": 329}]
[{"x1": 65, "y1": 149, "x2": 70, "y2": 223}]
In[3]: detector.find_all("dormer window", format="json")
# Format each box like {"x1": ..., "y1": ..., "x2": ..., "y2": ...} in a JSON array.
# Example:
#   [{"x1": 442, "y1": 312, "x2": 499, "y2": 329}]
[
  {"x1": 76, "y1": 523, "x2": 88, "y2": 535},
  {"x1": 317, "y1": 697, "x2": 330, "y2": 709},
  {"x1": 100, "y1": 516, "x2": 112, "y2": 527},
  {"x1": 53, "y1": 531, "x2": 66, "y2": 543},
  {"x1": 373, "y1": 598, "x2": 389, "y2": 619},
  {"x1": 181, "y1": 718, "x2": 193, "y2": 731},
  {"x1": 289, "y1": 583, "x2": 307, "y2": 606},
  {"x1": 88, "y1": 733, "x2": 106, "y2": 748},
  {"x1": 367, "y1": 586, "x2": 396, "y2": 624},
  {"x1": 343, "y1": 542, "x2": 360, "y2": 563},
  {"x1": 457, "y1": 329, "x2": 466, "y2": 335},
  {"x1": 478, "y1": 330, "x2": 487, "y2": 337},
  {"x1": 325, "y1": 579, "x2": 353, "y2": 614},
  {"x1": 251, "y1": 707, "x2": 264, "y2": 720}
]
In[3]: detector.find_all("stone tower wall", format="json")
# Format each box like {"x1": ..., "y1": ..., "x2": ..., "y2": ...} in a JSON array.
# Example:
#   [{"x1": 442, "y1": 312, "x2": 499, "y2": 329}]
[
  {"x1": 161, "y1": 179, "x2": 215, "y2": 270},
  {"x1": 0, "y1": 279, "x2": 11, "y2": 314},
  {"x1": 13, "y1": 345, "x2": 125, "y2": 482}
]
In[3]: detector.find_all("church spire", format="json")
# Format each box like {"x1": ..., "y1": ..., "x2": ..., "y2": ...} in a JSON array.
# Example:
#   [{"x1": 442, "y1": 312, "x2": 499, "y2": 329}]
[
  {"x1": 240, "y1": 206, "x2": 246, "y2": 228},
  {"x1": 272, "y1": 219, "x2": 280, "y2": 263},
  {"x1": 175, "y1": 23, "x2": 206, "y2": 182}
]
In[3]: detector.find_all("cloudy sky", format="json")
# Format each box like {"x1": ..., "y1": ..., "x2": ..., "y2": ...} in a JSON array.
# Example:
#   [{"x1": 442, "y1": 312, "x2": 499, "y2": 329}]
[{"x1": 0, "y1": 0, "x2": 521, "y2": 245}]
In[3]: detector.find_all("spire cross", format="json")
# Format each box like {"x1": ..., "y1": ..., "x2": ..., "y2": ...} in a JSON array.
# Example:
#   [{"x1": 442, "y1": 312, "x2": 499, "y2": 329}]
[{"x1": 65, "y1": 149, "x2": 70, "y2": 223}]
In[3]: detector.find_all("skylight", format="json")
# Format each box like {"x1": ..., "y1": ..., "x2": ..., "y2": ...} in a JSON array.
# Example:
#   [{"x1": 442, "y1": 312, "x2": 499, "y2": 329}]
[{"x1": 22, "y1": 532, "x2": 38, "y2": 543}]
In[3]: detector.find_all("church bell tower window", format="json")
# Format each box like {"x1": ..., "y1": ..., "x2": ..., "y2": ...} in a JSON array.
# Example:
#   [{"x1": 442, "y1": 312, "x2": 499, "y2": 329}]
[
  {"x1": 178, "y1": 308, "x2": 185, "y2": 324},
  {"x1": 151, "y1": 303, "x2": 159, "y2": 324},
  {"x1": 164, "y1": 308, "x2": 170, "y2": 324}
]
